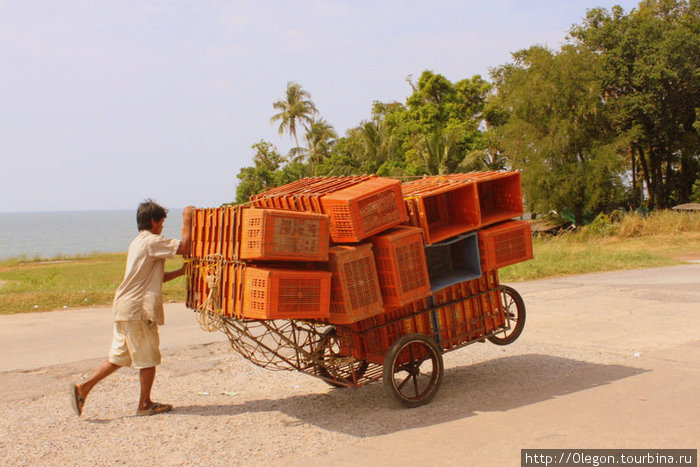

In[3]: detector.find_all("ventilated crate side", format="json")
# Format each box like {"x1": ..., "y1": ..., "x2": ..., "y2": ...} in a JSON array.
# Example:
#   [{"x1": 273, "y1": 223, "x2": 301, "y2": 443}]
[
  {"x1": 327, "y1": 244, "x2": 385, "y2": 325},
  {"x1": 474, "y1": 273, "x2": 505, "y2": 332},
  {"x1": 403, "y1": 197, "x2": 422, "y2": 229},
  {"x1": 475, "y1": 172, "x2": 524, "y2": 227},
  {"x1": 478, "y1": 220, "x2": 533, "y2": 271},
  {"x1": 193, "y1": 210, "x2": 205, "y2": 258},
  {"x1": 341, "y1": 296, "x2": 427, "y2": 363},
  {"x1": 238, "y1": 208, "x2": 330, "y2": 262},
  {"x1": 239, "y1": 267, "x2": 331, "y2": 320},
  {"x1": 432, "y1": 286, "x2": 480, "y2": 348},
  {"x1": 370, "y1": 306, "x2": 412, "y2": 363},
  {"x1": 204, "y1": 209, "x2": 214, "y2": 257},
  {"x1": 372, "y1": 298, "x2": 433, "y2": 363},
  {"x1": 222, "y1": 262, "x2": 237, "y2": 317},
  {"x1": 222, "y1": 207, "x2": 233, "y2": 261},
  {"x1": 370, "y1": 226, "x2": 431, "y2": 308},
  {"x1": 321, "y1": 177, "x2": 408, "y2": 243},
  {"x1": 430, "y1": 287, "x2": 461, "y2": 349},
  {"x1": 458, "y1": 271, "x2": 503, "y2": 335},
  {"x1": 342, "y1": 318, "x2": 368, "y2": 359},
  {"x1": 185, "y1": 259, "x2": 199, "y2": 309}
]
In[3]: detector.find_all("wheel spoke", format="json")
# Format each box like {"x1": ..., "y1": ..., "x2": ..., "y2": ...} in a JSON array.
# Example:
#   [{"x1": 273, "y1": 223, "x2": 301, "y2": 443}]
[
  {"x1": 412, "y1": 374, "x2": 420, "y2": 397},
  {"x1": 397, "y1": 371, "x2": 412, "y2": 390}
]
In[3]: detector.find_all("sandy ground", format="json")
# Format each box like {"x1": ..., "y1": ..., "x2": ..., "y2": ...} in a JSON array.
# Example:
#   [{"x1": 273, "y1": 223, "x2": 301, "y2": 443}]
[{"x1": 0, "y1": 264, "x2": 698, "y2": 466}]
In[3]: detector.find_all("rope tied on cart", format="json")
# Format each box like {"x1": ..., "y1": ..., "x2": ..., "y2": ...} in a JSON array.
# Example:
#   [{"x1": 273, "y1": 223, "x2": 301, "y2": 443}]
[{"x1": 193, "y1": 255, "x2": 225, "y2": 332}]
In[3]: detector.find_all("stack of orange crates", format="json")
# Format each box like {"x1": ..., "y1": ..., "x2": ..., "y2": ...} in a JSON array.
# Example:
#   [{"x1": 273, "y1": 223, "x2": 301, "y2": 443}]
[
  {"x1": 186, "y1": 206, "x2": 237, "y2": 312},
  {"x1": 251, "y1": 175, "x2": 407, "y2": 242},
  {"x1": 187, "y1": 205, "x2": 332, "y2": 320},
  {"x1": 186, "y1": 171, "x2": 533, "y2": 357}
]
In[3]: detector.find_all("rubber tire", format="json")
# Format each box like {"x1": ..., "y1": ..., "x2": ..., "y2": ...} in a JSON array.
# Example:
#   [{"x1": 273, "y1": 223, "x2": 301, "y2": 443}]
[
  {"x1": 315, "y1": 327, "x2": 368, "y2": 388},
  {"x1": 487, "y1": 285, "x2": 526, "y2": 346},
  {"x1": 382, "y1": 333, "x2": 444, "y2": 408}
]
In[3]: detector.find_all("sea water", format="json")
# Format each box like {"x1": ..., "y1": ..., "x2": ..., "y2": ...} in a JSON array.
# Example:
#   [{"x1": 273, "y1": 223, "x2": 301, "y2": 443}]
[{"x1": 0, "y1": 209, "x2": 185, "y2": 260}]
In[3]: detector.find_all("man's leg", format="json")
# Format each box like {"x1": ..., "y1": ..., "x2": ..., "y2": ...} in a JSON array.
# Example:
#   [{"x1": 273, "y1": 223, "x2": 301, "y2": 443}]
[
  {"x1": 78, "y1": 359, "x2": 121, "y2": 398},
  {"x1": 138, "y1": 366, "x2": 156, "y2": 411},
  {"x1": 71, "y1": 359, "x2": 121, "y2": 415}
]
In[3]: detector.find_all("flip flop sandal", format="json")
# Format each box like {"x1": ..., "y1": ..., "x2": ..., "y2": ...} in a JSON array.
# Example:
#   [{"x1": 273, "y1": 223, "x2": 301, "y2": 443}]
[
  {"x1": 136, "y1": 402, "x2": 173, "y2": 416},
  {"x1": 70, "y1": 383, "x2": 85, "y2": 417}
]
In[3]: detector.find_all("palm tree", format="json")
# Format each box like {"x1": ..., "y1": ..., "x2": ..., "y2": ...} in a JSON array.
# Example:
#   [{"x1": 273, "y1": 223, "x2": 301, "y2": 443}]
[
  {"x1": 305, "y1": 118, "x2": 337, "y2": 175},
  {"x1": 414, "y1": 125, "x2": 465, "y2": 175},
  {"x1": 270, "y1": 82, "x2": 318, "y2": 150},
  {"x1": 359, "y1": 119, "x2": 396, "y2": 173}
]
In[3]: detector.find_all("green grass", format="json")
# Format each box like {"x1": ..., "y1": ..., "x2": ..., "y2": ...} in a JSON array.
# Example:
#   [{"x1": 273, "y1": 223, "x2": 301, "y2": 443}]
[
  {"x1": 0, "y1": 253, "x2": 186, "y2": 314},
  {"x1": 499, "y1": 237, "x2": 683, "y2": 282},
  {"x1": 500, "y1": 210, "x2": 700, "y2": 282},
  {"x1": 1, "y1": 210, "x2": 698, "y2": 314}
]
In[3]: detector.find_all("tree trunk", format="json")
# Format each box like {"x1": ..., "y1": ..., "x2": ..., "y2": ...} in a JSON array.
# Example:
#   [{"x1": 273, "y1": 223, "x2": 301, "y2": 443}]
[
  {"x1": 637, "y1": 145, "x2": 653, "y2": 208},
  {"x1": 650, "y1": 145, "x2": 665, "y2": 210},
  {"x1": 678, "y1": 151, "x2": 698, "y2": 204},
  {"x1": 573, "y1": 203, "x2": 584, "y2": 227},
  {"x1": 630, "y1": 146, "x2": 638, "y2": 210}
]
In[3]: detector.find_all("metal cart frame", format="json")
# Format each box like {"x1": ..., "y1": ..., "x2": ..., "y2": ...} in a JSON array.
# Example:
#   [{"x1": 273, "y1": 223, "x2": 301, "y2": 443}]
[{"x1": 199, "y1": 282, "x2": 526, "y2": 408}]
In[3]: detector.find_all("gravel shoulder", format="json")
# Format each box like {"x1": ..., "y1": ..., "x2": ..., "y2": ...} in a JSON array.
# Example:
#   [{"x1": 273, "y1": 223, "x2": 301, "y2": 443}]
[{"x1": 1, "y1": 264, "x2": 698, "y2": 466}]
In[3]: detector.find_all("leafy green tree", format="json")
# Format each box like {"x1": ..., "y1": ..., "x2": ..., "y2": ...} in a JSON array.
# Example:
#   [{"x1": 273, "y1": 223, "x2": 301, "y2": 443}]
[
  {"x1": 235, "y1": 141, "x2": 284, "y2": 203},
  {"x1": 270, "y1": 82, "x2": 318, "y2": 150},
  {"x1": 400, "y1": 71, "x2": 491, "y2": 175},
  {"x1": 489, "y1": 45, "x2": 624, "y2": 225},
  {"x1": 570, "y1": 0, "x2": 700, "y2": 208},
  {"x1": 332, "y1": 71, "x2": 491, "y2": 177}
]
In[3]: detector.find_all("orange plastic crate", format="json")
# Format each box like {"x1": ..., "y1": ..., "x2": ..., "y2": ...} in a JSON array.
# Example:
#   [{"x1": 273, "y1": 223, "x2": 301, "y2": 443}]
[
  {"x1": 238, "y1": 208, "x2": 330, "y2": 262},
  {"x1": 369, "y1": 226, "x2": 431, "y2": 308},
  {"x1": 237, "y1": 266, "x2": 331, "y2": 320},
  {"x1": 327, "y1": 244, "x2": 385, "y2": 324},
  {"x1": 321, "y1": 177, "x2": 408, "y2": 243},
  {"x1": 401, "y1": 180, "x2": 480, "y2": 245},
  {"x1": 478, "y1": 220, "x2": 533, "y2": 271},
  {"x1": 473, "y1": 172, "x2": 523, "y2": 227}
]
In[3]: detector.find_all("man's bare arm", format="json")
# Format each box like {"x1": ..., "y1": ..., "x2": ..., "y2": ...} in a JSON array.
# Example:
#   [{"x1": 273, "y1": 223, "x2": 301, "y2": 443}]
[
  {"x1": 176, "y1": 206, "x2": 195, "y2": 256},
  {"x1": 164, "y1": 264, "x2": 186, "y2": 283}
]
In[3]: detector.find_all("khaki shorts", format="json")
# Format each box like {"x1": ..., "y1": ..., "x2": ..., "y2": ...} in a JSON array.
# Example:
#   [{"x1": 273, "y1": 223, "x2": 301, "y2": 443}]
[{"x1": 108, "y1": 320, "x2": 161, "y2": 369}]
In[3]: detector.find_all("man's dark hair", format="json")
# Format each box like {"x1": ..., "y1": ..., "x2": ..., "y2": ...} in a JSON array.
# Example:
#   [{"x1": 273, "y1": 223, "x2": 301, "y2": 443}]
[{"x1": 137, "y1": 199, "x2": 168, "y2": 231}]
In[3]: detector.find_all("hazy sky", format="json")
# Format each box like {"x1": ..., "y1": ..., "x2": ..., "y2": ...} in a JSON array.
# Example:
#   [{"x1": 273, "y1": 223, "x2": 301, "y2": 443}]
[{"x1": 1, "y1": 0, "x2": 641, "y2": 213}]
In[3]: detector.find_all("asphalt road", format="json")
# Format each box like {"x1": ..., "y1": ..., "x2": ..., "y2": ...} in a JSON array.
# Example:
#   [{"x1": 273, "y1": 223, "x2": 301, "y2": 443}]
[{"x1": 1, "y1": 264, "x2": 698, "y2": 466}]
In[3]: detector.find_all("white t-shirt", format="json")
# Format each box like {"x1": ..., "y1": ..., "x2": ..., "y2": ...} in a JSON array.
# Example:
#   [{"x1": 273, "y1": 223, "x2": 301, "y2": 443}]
[{"x1": 112, "y1": 230, "x2": 180, "y2": 325}]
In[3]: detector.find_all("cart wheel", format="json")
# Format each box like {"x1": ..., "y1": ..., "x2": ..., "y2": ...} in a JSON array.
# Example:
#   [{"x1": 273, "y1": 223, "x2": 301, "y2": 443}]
[
  {"x1": 383, "y1": 333, "x2": 444, "y2": 408},
  {"x1": 315, "y1": 327, "x2": 368, "y2": 388},
  {"x1": 487, "y1": 285, "x2": 526, "y2": 345}
]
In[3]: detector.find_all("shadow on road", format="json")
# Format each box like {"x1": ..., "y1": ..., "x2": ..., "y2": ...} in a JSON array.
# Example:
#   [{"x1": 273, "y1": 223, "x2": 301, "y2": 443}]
[{"x1": 173, "y1": 353, "x2": 648, "y2": 437}]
